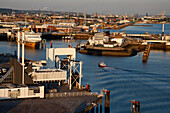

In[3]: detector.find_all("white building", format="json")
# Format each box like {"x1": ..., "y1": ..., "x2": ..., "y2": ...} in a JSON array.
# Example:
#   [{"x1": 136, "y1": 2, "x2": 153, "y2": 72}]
[
  {"x1": 59, "y1": 23, "x2": 76, "y2": 27},
  {"x1": 88, "y1": 33, "x2": 109, "y2": 45},
  {"x1": 0, "y1": 85, "x2": 44, "y2": 99},
  {"x1": 110, "y1": 38, "x2": 125, "y2": 46}
]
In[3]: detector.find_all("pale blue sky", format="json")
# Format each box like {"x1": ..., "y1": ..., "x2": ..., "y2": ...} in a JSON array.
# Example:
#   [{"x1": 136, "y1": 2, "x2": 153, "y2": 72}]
[{"x1": 1, "y1": 0, "x2": 170, "y2": 15}]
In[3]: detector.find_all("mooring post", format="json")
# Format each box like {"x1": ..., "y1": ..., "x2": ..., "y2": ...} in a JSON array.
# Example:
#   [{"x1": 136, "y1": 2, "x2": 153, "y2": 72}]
[
  {"x1": 85, "y1": 110, "x2": 89, "y2": 113},
  {"x1": 41, "y1": 39, "x2": 44, "y2": 49},
  {"x1": 100, "y1": 100, "x2": 102, "y2": 113},
  {"x1": 96, "y1": 104, "x2": 98, "y2": 113},
  {"x1": 138, "y1": 101, "x2": 140, "y2": 113},
  {"x1": 91, "y1": 107, "x2": 94, "y2": 113},
  {"x1": 130, "y1": 100, "x2": 140, "y2": 113},
  {"x1": 104, "y1": 89, "x2": 110, "y2": 113},
  {"x1": 44, "y1": 39, "x2": 46, "y2": 48}
]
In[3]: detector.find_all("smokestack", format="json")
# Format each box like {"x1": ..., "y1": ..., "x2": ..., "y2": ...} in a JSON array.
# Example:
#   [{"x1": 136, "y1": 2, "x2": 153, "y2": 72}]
[{"x1": 146, "y1": 13, "x2": 148, "y2": 17}]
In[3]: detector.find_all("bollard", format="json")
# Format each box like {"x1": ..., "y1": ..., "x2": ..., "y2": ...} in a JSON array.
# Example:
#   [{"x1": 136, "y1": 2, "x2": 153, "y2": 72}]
[
  {"x1": 69, "y1": 44, "x2": 72, "y2": 48},
  {"x1": 104, "y1": 90, "x2": 110, "y2": 113},
  {"x1": 86, "y1": 83, "x2": 89, "y2": 90},
  {"x1": 51, "y1": 40, "x2": 53, "y2": 48}
]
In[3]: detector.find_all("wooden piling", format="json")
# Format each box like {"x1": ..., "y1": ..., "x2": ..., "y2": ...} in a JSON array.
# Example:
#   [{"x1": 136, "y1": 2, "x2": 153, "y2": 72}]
[
  {"x1": 86, "y1": 110, "x2": 89, "y2": 113},
  {"x1": 44, "y1": 39, "x2": 46, "y2": 48},
  {"x1": 82, "y1": 97, "x2": 103, "y2": 113},
  {"x1": 91, "y1": 107, "x2": 94, "y2": 113},
  {"x1": 96, "y1": 104, "x2": 98, "y2": 113},
  {"x1": 41, "y1": 39, "x2": 44, "y2": 49},
  {"x1": 138, "y1": 101, "x2": 140, "y2": 113},
  {"x1": 130, "y1": 100, "x2": 140, "y2": 113},
  {"x1": 104, "y1": 90, "x2": 110, "y2": 113},
  {"x1": 100, "y1": 101, "x2": 102, "y2": 113},
  {"x1": 142, "y1": 44, "x2": 151, "y2": 63}
]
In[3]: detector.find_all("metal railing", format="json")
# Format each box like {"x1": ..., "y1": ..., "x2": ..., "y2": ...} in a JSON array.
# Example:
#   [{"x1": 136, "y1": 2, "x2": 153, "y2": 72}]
[
  {"x1": 46, "y1": 91, "x2": 98, "y2": 98},
  {"x1": 0, "y1": 66, "x2": 13, "y2": 83}
]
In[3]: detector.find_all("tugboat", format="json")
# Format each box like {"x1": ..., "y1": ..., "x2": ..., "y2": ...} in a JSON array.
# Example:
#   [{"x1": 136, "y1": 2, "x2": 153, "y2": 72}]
[{"x1": 98, "y1": 62, "x2": 107, "y2": 67}]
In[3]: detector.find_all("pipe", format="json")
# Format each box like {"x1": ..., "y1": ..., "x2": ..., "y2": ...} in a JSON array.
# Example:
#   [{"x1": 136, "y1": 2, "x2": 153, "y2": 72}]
[
  {"x1": 69, "y1": 61, "x2": 72, "y2": 90},
  {"x1": 22, "y1": 32, "x2": 25, "y2": 84},
  {"x1": 162, "y1": 24, "x2": 164, "y2": 40},
  {"x1": 79, "y1": 61, "x2": 82, "y2": 89},
  {"x1": 17, "y1": 32, "x2": 20, "y2": 62}
]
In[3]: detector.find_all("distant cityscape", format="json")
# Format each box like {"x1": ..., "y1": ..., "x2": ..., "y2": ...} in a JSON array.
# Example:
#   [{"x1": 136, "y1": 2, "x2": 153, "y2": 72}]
[
  {"x1": 0, "y1": 8, "x2": 170, "y2": 35},
  {"x1": 1, "y1": 6, "x2": 170, "y2": 113}
]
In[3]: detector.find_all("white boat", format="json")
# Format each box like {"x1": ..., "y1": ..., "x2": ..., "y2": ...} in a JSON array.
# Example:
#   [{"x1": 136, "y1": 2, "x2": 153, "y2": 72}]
[
  {"x1": 20, "y1": 31, "x2": 42, "y2": 48},
  {"x1": 24, "y1": 31, "x2": 41, "y2": 42},
  {"x1": 98, "y1": 62, "x2": 107, "y2": 67}
]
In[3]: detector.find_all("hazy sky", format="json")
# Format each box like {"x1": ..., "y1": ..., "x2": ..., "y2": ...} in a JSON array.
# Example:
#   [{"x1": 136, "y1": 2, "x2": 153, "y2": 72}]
[{"x1": 1, "y1": 0, "x2": 170, "y2": 15}]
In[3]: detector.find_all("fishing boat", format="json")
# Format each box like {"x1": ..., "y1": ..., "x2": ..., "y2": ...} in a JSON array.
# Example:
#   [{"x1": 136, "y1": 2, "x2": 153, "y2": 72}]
[{"x1": 98, "y1": 62, "x2": 107, "y2": 67}]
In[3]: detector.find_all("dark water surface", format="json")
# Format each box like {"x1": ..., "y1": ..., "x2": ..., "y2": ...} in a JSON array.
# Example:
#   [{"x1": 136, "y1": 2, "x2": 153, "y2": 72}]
[{"x1": 0, "y1": 24, "x2": 170, "y2": 113}]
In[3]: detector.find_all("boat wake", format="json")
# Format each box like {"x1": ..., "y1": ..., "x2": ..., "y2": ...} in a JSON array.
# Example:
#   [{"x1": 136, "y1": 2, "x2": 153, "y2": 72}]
[
  {"x1": 102, "y1": 67, "x2": 167, "y2": 76},
  {"x1": 100, "y1": 66, "x2": 170, "y2": 88}
]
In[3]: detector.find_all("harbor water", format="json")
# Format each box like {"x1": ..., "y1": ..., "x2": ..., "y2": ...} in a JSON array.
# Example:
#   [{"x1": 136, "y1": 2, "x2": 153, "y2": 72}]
[
  {"x1": 0, "y1": 24, "x2": 170, "y2": 113},
  {"x1": 99, "y1": 23, "x2": 170, "y2": 34}
]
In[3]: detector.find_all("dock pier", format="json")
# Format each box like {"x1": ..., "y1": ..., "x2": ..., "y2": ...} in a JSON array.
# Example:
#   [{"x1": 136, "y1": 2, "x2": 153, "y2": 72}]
[
  {"x1": 142, "y1": 44, "x2": 151, "y2": 62},
  {"x1": 0, "y1": 47, "x2": 110, "y2": 113}
]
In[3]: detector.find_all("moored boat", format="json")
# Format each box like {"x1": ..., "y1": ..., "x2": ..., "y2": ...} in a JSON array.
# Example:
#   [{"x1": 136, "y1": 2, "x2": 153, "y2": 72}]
[{"x1": 17, "y1": 31, "x2": 42, "y2": 48}]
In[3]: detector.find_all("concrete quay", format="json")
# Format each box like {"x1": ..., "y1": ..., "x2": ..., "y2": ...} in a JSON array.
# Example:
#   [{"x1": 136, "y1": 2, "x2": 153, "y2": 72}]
[{"x1": 0, "y1": 53, "x2": 110, "y2": 113}]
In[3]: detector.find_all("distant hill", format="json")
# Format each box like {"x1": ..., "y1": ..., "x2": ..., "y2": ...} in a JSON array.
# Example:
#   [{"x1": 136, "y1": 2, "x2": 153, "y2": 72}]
[
  {"x1": 0, "y1": 8, "x2": 12, "y2": 14},
  {"x1": 0, "y1": 8, "x2": 84, "y2": 16}
]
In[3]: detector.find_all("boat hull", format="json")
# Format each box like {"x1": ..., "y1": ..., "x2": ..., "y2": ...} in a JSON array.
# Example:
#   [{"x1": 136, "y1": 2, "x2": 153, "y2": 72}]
[
  {"x1": 98, "y1": 65, "x2": 107, "y2": 67},
  {"x1": 24, "y1": 42, "x2": 40, "y2": 48}
]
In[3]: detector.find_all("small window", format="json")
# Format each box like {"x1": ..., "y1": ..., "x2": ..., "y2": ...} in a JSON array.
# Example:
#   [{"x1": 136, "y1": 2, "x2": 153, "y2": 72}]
[{"x1": 34, "y1": 88, "x2": 40, "y2": 93}]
